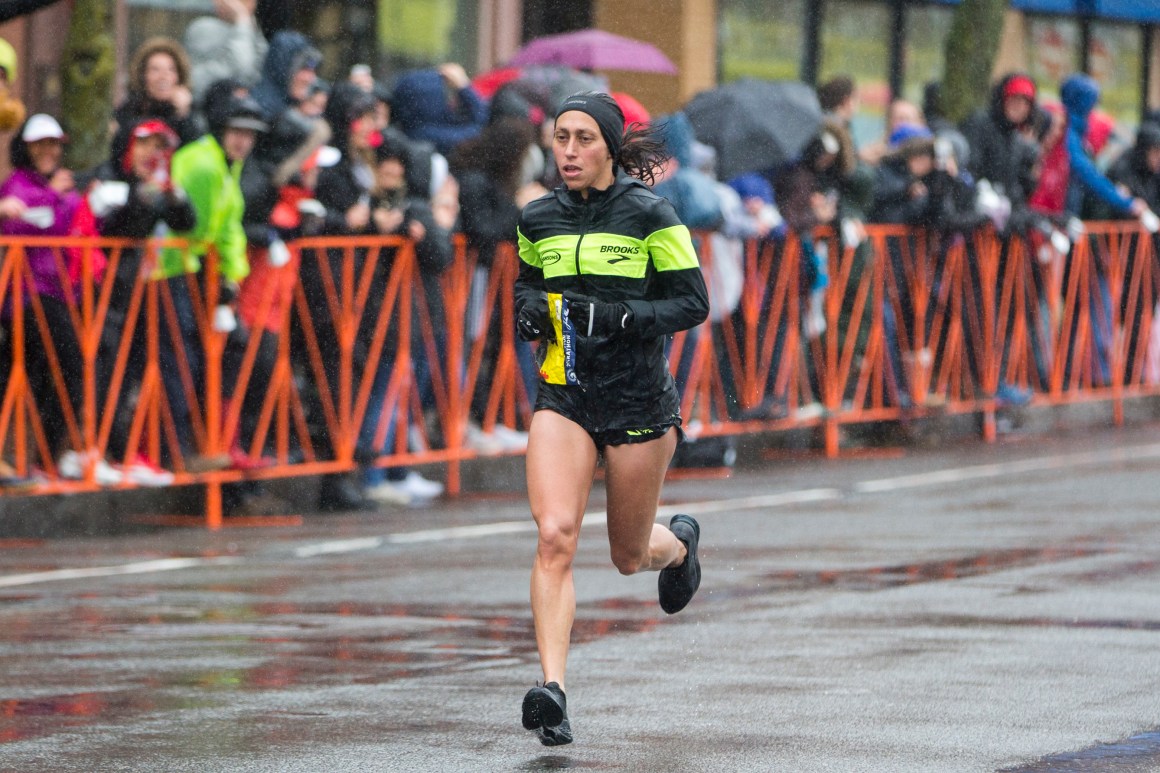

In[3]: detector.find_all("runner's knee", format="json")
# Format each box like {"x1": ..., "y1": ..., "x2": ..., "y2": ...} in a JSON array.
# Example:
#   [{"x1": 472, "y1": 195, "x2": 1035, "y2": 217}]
[
  {"x1": 610, "y1": 544, "x2": 647, "y2": 576},
  {"x1": 536, "y1": 516, "x2": 580, "y2": 565}
]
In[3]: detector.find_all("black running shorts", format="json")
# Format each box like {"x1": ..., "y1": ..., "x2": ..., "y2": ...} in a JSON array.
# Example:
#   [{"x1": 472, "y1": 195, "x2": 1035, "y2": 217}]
[{"x1": 534, "y1": 381, "x2": 684, "y2": 449}]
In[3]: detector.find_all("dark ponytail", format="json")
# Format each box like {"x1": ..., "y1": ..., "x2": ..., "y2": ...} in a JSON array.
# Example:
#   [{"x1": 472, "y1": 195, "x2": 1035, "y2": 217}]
[{"x1": 616, "y1": 121, "x2": 671, "y2": 187}]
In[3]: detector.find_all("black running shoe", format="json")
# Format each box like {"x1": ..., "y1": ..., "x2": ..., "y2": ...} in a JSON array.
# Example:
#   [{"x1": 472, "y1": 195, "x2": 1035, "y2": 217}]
[
  {"x1": 522, "y1": 682, "x2": 572, "y2": 746},
  {"x1": 658, "y1": 514, "x2": 701, "y2": 614}
]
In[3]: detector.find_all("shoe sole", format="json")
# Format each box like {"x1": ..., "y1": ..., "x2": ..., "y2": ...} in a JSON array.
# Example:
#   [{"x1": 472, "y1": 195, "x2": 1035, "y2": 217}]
[
  {"x1": 536, "y1": 718, "x2": 572, "y2": 746},
  {"x1": 659, "y1": 514, "x2": 701, "y2": 615},
  {"x1": 521, "y1": 687, "x2": 565, "y2": 731}
]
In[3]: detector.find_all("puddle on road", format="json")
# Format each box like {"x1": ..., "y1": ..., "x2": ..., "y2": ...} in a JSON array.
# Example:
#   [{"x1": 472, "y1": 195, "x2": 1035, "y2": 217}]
[
  {"x1": 0, "y1": 600, "x2": 663, "y2": 745},
  {"x1": 756, "y1": 546, "x2": 1108, "y2": 593},
  {"x1": 916, "y1": 614, "x2": 1160, "y2": 632},
  {"x1": 1001, "y1": 728, "x2": 1160, "y2": 772},
  {"x1": 0, "y1": 543, "x2": 1150, "y2": 748},
  {"x1": 0, "y1": 689, "x2": 211, "y2": 743}
]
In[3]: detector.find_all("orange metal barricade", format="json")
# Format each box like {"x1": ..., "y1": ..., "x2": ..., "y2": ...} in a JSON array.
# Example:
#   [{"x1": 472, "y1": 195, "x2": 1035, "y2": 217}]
[{"x1": 0, "y1": 222, "x2": 1157, "y2": 529}]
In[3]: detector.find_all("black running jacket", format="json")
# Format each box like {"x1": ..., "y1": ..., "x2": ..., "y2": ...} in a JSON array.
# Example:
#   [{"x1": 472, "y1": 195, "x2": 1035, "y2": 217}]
[{"x1": 515, "y1": 174, "x2": 709, "y2": 399}]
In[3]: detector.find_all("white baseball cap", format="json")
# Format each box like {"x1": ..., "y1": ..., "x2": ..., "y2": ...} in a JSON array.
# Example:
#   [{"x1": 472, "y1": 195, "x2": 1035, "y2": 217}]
[{"x1": 22, "y1": 114, "x2": 66, "y2": 143}]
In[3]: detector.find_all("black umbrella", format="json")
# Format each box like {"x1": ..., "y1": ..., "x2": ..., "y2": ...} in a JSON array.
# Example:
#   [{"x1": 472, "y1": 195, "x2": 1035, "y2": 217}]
[
  {"x1": 0, "y1": 0, "x2": 64, "y2": 23},
  {"x1": 684, "y1": 79, "x2": 823, "y2": 181}
]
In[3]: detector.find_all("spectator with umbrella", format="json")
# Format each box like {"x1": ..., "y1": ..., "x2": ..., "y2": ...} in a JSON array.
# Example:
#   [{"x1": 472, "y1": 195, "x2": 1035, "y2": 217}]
[
  {"x1": 505, "y1": 28, "x2": 677, "y2": 75},
  {"x1": 684, "y1": 78, "x2": 823, "y2": 185}
]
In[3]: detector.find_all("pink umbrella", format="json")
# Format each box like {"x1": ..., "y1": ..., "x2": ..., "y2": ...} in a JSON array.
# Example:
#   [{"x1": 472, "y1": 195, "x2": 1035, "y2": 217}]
[{"x1": 507, "y1": 28, "x2": 677, "y2": 74}]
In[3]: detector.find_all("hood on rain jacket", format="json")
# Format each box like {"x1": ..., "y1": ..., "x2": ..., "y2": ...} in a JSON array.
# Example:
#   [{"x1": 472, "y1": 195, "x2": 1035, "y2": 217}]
[
  {"x1": 1060, "y1": 73, "x2": 1133, "y2": 217},
  {"x1": 960, "y1": 72, "x2": 1041, "y2": 219},
  {"x1": 250, "y1": 30, "x2": 320, "y2": 120},
  {"x1": 389, "y1": 69, "x2": 488, "y2": 157},
  {"x1": 1108, "y1": 122, "x2": 1160, "y2": 214},
  {"x1": 158, "y1": 134, "x2": 248, "y2": 282}
]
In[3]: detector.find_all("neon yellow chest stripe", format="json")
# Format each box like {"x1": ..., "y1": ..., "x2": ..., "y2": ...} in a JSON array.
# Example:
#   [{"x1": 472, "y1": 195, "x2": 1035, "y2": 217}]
[{"x1": 531, "y1": 232, "x2": 650, "y2": 279}]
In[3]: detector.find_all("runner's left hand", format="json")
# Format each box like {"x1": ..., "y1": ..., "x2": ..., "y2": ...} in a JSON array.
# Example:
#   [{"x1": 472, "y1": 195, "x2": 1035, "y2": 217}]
[{"x1": 564, "y1": 292, "x2": 633, "y2": 337}]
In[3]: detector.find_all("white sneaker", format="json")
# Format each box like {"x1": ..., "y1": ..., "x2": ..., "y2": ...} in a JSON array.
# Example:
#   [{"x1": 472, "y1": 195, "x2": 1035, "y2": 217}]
[
  {"x1": 122, "y1": 455, "x2": 175, "y2": 487},
  {"x1": 365, "y1": 480, "x2": 413, "y2": 506},
  {"x1": 794, "y1": 402, "x2": 825, "y2": 421},
  {"x1": 407, "y1": 424, "x2": 428, "y2": 452},
  {"x1": 57, "y1": 450, "x2": 85, "y2": 480},
  {"x1": 58, "y1": 450, "x2": 123, "y2": 485},
  {"x1": 398, "y1": 470, "x2": 443, "y2": 501},
  {"x1": 491, "y1": 424, "x2": 529, "y2": 452},
  {"x1": 465, "y1": 423, "x2": 504, "y2": 455}
]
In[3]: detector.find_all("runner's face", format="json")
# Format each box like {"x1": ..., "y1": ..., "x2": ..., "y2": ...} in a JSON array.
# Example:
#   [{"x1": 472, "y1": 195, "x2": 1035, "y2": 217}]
[{"x1": 553, "y1": 111, "x2": 614, "y2": 194}]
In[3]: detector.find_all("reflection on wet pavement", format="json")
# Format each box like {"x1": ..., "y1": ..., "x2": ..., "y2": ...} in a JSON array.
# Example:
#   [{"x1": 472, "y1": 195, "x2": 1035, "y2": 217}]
[
  {"x1": 0, "y1": 597, "x2": 662, "y2": 745},
  {"x1": 1001, "y1": 728, "x2": 1160, "y2": 772},
  {"x1": 758, "y1": 546, "x2": 1108, "y2": 591},
  {"x1": 0, "y1": 541, "x2": 1152, "y2": 753}
]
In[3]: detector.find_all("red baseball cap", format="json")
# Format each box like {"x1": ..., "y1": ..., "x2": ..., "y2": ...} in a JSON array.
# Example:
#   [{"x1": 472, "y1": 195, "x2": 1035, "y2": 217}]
[
  {"x1": 131, "y1": 119, "x2": 179, "y2": 148},
  {"x1": 1003, "y1": 75, "x2": 1036, "y2": 101}
]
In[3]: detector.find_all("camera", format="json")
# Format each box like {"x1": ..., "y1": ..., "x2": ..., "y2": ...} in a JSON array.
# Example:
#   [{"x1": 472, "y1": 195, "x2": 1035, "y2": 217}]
[{"x1": 934, "y1": 137, "x2": 953, "y2": 171}]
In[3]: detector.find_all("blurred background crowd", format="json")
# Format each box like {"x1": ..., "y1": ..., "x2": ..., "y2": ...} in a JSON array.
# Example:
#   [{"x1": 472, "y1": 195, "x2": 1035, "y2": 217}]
[{"x1": 0, "y1": 1, "x2": 1159, "y2": 515}]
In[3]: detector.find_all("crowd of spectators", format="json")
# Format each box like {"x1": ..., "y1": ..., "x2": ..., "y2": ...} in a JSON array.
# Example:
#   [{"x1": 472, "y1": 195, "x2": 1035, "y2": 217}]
[
  {"x1": 665, "y1": 71, "x2": 1160, "y2": 432},
  {"x1": 1, "y1": 14, "x2": 1159, "y2": 508}
]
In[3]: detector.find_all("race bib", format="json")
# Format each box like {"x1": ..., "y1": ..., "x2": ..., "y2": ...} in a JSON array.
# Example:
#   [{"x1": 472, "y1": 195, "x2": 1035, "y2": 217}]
[{"x1": 538, "y1": 292, "x2": 580, "y2": 386}]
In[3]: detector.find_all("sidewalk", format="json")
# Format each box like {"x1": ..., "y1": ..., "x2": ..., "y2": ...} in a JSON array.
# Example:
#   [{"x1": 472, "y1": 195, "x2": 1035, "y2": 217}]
[{"x1": 2, "y1": 395, "x2": 1156, "y2": 540}]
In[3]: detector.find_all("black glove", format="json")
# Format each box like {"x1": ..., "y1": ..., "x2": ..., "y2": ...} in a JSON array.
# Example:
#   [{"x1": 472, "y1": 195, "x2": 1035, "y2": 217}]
[
  {"x1": 564, "y1": 292, "x2": 633, "y2": 337},
  {"x1": 516, "y1": 293, "x2": 551, "y2": 342},
  {"x1": 218, "y1": 278, "x2": 239, "y2": 306}
]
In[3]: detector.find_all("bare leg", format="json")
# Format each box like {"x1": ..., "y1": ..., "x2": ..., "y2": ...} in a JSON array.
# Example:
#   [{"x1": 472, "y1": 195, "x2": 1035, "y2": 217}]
[
  {"x1": 603, "y1": 428, "x2": 686, "y2": 575},
  {"x1": 526, "y1": 410, "x2": 598, "y2": 691}
]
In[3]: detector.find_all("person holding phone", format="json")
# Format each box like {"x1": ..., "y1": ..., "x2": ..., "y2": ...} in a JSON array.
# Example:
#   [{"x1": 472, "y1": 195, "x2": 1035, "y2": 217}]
[{"x1": 0, "y1": 114, "x2": 103, "y2": 480}]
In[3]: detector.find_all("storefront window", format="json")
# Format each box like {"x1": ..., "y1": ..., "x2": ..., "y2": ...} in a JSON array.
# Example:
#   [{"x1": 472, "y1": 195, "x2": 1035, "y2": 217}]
[
  {"x1": 378, "y1": 0, "x2": 473, "y2": 73},
  {"x1": 821, "y1": 0, "x2": 891, "y2": 147},
  {"x1": 125, "y1": 0, "x2": 212, "y2": 62},
  {"x1": 901, "y1": 4, "x2": 954, "y2": 109},
  {"x1": 1089, "y1": 21, "x2": 1142, "y2": 135},
  {"x1": 1024, "y1": 15, "x2": 1081, "y2": 104},
  {"x1": 718, "y1": 0, "x2": 805, "y2": 82}
]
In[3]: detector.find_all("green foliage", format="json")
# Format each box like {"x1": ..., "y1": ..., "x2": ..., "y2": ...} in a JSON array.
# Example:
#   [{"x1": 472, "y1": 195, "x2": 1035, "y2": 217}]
[
  {"x1": 378, "y1": 0, "x2": 457, "y2": 61},
  {"x1": 60, "y1": 0, "x2": 116, "y2": 172},
  {"x1": 942, "y1": 0, "x2": 1007, "y2": 123}
]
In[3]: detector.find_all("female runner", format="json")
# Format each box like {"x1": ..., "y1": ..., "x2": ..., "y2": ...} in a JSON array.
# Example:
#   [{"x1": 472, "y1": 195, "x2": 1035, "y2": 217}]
[{"x1": 514, "y1": 92, "x2": 710, "y2": 745}]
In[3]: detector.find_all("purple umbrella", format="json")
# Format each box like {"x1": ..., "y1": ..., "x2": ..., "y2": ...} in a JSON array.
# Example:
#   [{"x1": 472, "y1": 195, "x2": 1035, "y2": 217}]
[{"x1": 507, "y1": 28, "x2": 678, "y2": 75}]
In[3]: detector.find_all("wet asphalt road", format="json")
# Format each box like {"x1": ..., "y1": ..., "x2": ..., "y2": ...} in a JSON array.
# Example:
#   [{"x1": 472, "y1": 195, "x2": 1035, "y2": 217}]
[{"x1": 1, "y1": 423, "x2": 1159, "y2": 772}]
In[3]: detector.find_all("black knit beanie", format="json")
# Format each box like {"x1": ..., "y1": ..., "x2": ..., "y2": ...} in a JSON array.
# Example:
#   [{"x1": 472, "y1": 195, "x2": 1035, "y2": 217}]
[{"x1": 555, "y1": 92, "x2": 624, "y2": 161}]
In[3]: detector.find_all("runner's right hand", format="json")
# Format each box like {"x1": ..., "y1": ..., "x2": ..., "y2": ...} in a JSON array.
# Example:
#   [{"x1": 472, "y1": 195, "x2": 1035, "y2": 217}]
[{"x1": 516, "y1": 294, "x2": 550, "y2": 342}]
